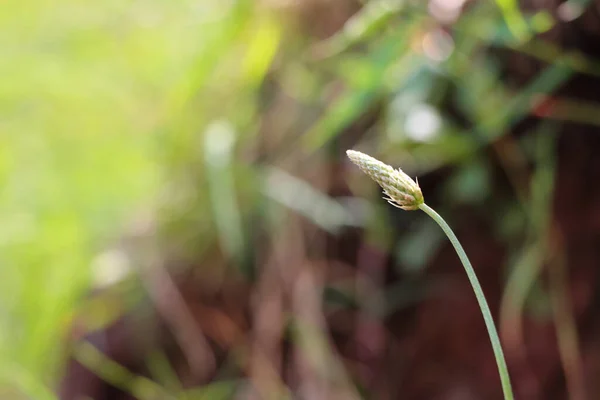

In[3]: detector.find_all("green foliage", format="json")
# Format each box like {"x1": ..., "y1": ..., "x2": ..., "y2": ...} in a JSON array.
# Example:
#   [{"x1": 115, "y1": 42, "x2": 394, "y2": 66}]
[
  {"x1": 0, "y1": 0, "x2": 276, "y2": 395},
  {"x1": 2, "y1": 0, "x2": 599, "y2": 397}
]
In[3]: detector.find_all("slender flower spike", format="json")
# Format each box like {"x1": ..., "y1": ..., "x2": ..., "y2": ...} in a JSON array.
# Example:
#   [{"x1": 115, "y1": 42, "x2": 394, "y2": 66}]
[
  {"x1": 346, "y1": 149, "x2": 514, "y2": 400},
  {"x1": 346, "y1": 150, "x2": 424, "y2": 210}
]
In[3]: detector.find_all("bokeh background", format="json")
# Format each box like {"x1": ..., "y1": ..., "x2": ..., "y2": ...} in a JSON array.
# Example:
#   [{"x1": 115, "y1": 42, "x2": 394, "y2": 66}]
[{"x1": 2, "y1": 0, "x2": 600, "y2": 399}]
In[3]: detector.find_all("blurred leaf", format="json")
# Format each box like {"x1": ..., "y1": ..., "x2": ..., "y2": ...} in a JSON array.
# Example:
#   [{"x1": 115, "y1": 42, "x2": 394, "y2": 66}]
[
  {"x1": 265, "y1": 168, "x2": 357, "y2": 233},
  {"x1": 313, "y1": 0, "x2": 404, "y2": 58},
  {"x1": 501, "y1": 124, "x2": 558, "y2": 327},
  {"x1": 204, "y1": 121, "x2": 245, "y2": 266},
  {"x1": 303, "y1": 22, "x2": 422, "y2": 150},
  {"x1": 242, "y1": 15, "x2": 281, "y2": 86},
  {"x1": 73, "y1": 341, "x2": 176, "y2": 400},
  {"x1": 0, "y1": 363, "x2": 57, "y2": 400},
  {"x1": 182, "y1": 380, "x2": 240, "y2": 400},
  {"x1": 494, "y1": 0, "x2": 530, "y2": 41}
]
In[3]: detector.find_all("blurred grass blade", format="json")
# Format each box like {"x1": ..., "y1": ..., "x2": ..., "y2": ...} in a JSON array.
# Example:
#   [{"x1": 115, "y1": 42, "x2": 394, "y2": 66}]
[
  {"x1": 264, "y1": 167, "x2": 357, "y2": 233},
  {"x1": 312, "y1": 0, "x2": 404, "y2": 58},
  {"x1": 73, "y1": 341, "x2": 176, "y2": 400},
  {"x1": 495, "y1": 0, "x2": 530, "y2": 41},
  {"x1": 302, "y1": 91, "x2": 379, "y2": 150},
  {"x1": 204, "y1": 121, "x2": 246, "y2": 265},
  {"x1": 0, "y1": 363, "x2": 57, "y2": 400},
  {"x1": 514, "y1": 39, "x2": 600, "y2": 78},
  {"x1": 181, "y1": 380, "x2": 240, "y2": 400},
  {"x1": 242, "y1": 15, "x2": 281, "y2": 86},
  {"x1": 469, "y1": 63, "x2": 571, "y2": 141},
  {"x1": 303, "y1": 24, "x2": 420, "y2": 151},
  {"x1": 500, "y1": 124, "x2": 558, "y2": 351}
]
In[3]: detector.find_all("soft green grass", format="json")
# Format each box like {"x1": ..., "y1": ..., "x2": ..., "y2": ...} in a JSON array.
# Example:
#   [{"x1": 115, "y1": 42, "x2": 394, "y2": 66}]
[{"x1": 0, "y1": 0, "x2": 271, "y2": 395}]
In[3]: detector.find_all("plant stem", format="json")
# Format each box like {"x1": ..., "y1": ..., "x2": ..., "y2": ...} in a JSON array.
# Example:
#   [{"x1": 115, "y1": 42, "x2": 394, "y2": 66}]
[{"x1": 418, "y1": 203, "x2": 514, "y2": 400}]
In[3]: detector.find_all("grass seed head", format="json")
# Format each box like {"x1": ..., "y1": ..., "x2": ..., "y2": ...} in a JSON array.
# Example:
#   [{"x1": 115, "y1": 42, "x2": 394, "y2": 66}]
[{"x1": 346, "y1": 150, "x2": 424, "y2": 210}]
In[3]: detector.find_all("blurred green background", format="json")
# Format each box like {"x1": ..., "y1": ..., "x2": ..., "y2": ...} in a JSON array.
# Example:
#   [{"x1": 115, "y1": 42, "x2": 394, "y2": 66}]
[{"x1": 2, "y1": 0, "x2": 600, "y2": 399}]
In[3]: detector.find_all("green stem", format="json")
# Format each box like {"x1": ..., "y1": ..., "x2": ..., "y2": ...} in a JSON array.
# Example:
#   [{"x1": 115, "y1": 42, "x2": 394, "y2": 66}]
[{"x1": 418, "y1": 203, "x2": 514, "y2": 400}]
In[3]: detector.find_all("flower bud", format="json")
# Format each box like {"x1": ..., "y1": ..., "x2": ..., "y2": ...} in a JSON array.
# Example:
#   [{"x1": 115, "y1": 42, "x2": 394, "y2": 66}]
[{"x1": 346, "y1": 150, "x2": 424, "y2": 210}]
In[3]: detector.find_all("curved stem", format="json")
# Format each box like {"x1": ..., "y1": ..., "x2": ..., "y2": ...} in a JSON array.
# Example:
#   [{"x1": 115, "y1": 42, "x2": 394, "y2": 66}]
[{"x1": 418, "y1": 203, "x2": 514, "y2": 400}]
